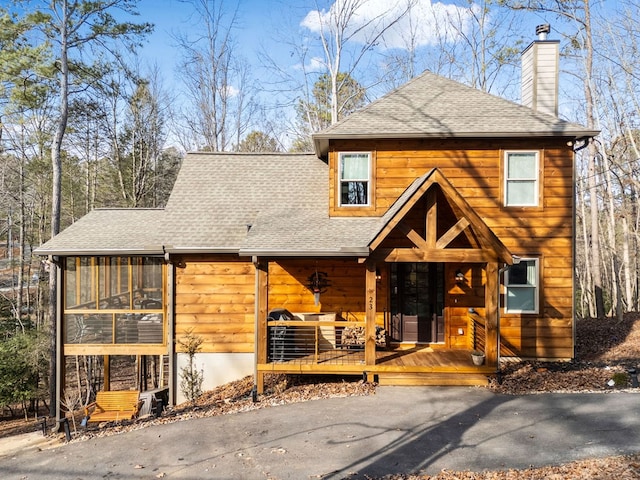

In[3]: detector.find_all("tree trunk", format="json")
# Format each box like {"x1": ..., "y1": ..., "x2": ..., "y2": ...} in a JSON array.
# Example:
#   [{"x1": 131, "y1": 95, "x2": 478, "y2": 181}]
[
  {"x1": 581, "y1": 2, "x2": 605, "y2": 318},
  {"x1": 49, "y1": 0, "x2": 70, "y2": 418},
  {"x1": 578, "y1": 175, "x2": 595, "y2": 317}
]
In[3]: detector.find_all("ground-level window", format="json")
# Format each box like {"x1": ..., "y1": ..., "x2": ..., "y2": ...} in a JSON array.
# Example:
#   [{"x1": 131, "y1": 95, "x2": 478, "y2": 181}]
[
  {"x1": 504, "y1": 151, "x2": 539, "y2": 206},
  {"x1": 339, "y1": 152, "x2": 371, "y2": 206},
  {"x1": 63, "y1": 256, "x2": 165, "y2": 346},
  {"x1": 505, "y1": 258, "x2": 539, "y2": 314}
]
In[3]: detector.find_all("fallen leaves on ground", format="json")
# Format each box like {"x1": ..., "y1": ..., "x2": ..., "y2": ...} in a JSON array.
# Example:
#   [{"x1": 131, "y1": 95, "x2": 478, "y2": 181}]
[
  {"x1": 69, "y1": 374, "x2": 375, "y2": 443},
  {"x1": 383, "y1": 453, "x2": 640, "y2": 479},
  {"x1": 3, "y1": 313, "x2": 640, "y2": 479}
]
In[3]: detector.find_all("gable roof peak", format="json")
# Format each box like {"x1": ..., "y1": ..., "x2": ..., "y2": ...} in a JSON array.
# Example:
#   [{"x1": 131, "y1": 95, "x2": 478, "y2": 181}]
[{"x1": 313, "y1": 69, "x2": 598, "y2": 158}]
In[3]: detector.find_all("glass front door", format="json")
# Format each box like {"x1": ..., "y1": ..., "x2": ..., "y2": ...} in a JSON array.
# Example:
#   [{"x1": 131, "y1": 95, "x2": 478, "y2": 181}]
[{"x1": 390, "y1": 263, "x2": 444, "y2": 343}]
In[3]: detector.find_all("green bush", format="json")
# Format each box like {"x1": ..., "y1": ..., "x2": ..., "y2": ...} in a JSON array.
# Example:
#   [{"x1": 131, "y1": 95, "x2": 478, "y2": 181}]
[{"x1": 0, "y1": 331, "x2": 49, "y2": 415}]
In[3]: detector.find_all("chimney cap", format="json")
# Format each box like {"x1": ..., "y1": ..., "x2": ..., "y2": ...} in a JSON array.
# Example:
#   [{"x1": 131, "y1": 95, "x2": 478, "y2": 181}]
[{"x1": 536, "y1": 24, "x2": 551, "y2": 40}]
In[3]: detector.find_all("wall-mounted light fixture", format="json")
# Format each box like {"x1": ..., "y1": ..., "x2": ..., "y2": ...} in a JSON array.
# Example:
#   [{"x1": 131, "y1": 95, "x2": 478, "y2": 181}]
[
  {"x1": 308, "y1": 269, "x2": 330, "y2": 306},
  {"x1": 455, "y1": 270, "x2": 465, "y2": 283},
  {"x1": 376, "y1": 268, "x2": 382, "y2": 282}
]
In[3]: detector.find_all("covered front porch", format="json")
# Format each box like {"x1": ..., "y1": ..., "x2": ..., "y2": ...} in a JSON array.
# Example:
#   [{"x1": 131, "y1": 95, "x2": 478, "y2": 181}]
[
  {"x1": 256, "y1": 310, "x2": 494, "y2": 387},
  {"x1": 253, "y1": 170, "x2": 514, "y2": 392}
]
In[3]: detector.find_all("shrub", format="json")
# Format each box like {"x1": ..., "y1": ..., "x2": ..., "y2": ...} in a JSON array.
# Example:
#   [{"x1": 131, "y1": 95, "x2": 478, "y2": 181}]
[
  {"x1": 177, "y1": 329, "x2": 204, "y2": 403},
  {"x1": 0, "y1": 331, "x2": 49, "y2": 417}
]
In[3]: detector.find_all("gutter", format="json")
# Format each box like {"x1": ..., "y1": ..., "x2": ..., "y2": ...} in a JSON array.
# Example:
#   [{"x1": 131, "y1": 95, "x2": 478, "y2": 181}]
[
  {"x1": 163, "y1": 247, "x2": 239, "y2": 255},
  {"x1": 314, "y1": 131, "x2": 601, "y2": 158},
  {"x1": 33, "y1": 246, "x2": 242, "y2": 257},
  {"x1": 239, "y1": 247, "x2": 370, "y2": 257},
  {"x1": 314, "y1": 131, "x2": 601, "y2": 140},
  {"x1": 33, "y1": 248, "x2": 166, "y2": 256}
]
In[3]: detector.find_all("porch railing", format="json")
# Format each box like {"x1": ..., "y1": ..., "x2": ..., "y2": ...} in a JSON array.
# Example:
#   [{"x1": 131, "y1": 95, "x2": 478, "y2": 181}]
[{"x1": 267, "y1": 320, "x2": 366, "y2": 365}]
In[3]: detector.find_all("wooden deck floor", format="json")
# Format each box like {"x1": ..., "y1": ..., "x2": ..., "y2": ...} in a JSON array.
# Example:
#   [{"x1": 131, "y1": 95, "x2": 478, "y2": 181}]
[{"x1": 258, "y1": 346, "x2": 494, "y2": 386}]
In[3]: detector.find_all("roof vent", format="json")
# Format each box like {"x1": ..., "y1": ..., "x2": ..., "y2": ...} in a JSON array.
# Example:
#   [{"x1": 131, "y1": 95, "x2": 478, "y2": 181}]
[{"x1": 536, "y1": 24, "x2": 551, "y2": 41}]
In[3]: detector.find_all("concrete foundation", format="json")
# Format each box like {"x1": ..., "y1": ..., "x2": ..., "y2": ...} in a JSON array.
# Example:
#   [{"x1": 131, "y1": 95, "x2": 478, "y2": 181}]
[{"x1": 175, "y1": 352, "x2": 254, "y2": 405}]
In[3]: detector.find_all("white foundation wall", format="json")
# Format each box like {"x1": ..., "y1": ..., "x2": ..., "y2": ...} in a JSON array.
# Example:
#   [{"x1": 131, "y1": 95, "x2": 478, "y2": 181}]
[{"x1": 175, "y1": 352, "x2": 254, "y2": 405}]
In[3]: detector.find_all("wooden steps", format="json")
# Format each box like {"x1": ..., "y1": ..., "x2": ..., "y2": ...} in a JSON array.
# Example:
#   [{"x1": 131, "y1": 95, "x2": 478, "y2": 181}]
[
  {"x1": 260, "y1": 347, "x2": 497, "y2": 387},
  {"x1": 377, "y1": 371, "x2": 492, "y2": 386}
]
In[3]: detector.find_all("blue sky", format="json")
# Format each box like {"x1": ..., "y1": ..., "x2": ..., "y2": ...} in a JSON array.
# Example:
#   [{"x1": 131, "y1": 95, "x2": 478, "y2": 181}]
[
  {"x1": 127, "y1": 0, "x2": 543, "y2": 148},
  {"x1": 132, "y1": 1, "x2": 481, "y2": 79},
  {"x1": 134, "y1": 0, "x2": 286, "y2": 84},
  {"x1": 127, "y1": 0, "x2": 589, "y2": 148},
  {"x1": 130, "y1": 0, "x2": 554, "y2": 93}
]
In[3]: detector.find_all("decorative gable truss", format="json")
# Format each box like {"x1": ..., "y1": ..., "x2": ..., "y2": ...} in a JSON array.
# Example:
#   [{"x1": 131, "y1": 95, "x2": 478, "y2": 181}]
[{"x1": 368, "y1": 168, "x2": 513, "y2": 265}]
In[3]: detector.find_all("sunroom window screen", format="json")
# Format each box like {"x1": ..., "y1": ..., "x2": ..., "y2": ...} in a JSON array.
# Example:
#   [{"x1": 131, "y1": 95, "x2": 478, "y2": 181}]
[
  {"x1": 506, "y1": 259, "x2": 538, "y2": 313},
  {"x1": 340, "y1": 153, "x2": 369, "y2": 205},
  {"x1": 505, "y1": 152, "x2": 537, "y2": 206},
  {"x1": 63, "y1": 256, "x2": 165, "y2": 346}
]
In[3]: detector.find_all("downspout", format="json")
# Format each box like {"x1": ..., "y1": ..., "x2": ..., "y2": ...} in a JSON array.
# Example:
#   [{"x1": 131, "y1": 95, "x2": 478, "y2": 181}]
[{"x1": 252, "y1": 255, "x2": 259, "y2": 403}]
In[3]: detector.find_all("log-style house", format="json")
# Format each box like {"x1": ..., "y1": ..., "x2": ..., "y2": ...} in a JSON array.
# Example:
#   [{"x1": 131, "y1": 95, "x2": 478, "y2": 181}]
[{"x1": 36, "y1": 29, "x2": 598, "y2": 416}]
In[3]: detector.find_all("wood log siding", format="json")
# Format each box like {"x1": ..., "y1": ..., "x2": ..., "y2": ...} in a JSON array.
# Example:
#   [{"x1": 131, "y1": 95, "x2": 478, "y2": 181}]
[
  {"x1": 174, "y1": 257, "x2": 389, "y2": 355},
  {"x1": 330, "y1": 137, "x2": 575, "y2": 360},
  {"x1": 268, "y1": 259, "x2": 388, "y2": 326},
  {"x1": 175, "y1": 256, "x2": 256, "y2": 353}
]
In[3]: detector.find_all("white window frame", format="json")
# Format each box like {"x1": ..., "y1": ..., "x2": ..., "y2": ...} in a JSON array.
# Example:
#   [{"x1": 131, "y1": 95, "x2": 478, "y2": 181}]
[
  {"x1": 338, "y1": 152, "x2": 371, "y2": 207},
  {"x1": 505, "y1": 257, "x2": 539, "y2": 314},
  {"x1": 504, "y1": 150, "x2": 540, "y2": 207}
]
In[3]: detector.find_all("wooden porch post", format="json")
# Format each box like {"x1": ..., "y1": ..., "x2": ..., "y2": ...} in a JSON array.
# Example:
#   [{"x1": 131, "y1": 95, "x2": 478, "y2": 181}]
[
  {"x1": 365, "y1": 261, "x2": 377, "y2": 379},
  {"x1": 485, "y1": 261, "x2": 499, "y2": 366},
  {"x1": 166, "y1": 261, "x2": 175, "y2": 405},
  {"x1": 103, "y1": 355, "x2": 110, "y2": 391},
  {"x1": 55, "y1": 261, "x2": 64, "y2": 425},
  {"x1": 255, "y1": 259, "x2": 268, "y2": 394}
]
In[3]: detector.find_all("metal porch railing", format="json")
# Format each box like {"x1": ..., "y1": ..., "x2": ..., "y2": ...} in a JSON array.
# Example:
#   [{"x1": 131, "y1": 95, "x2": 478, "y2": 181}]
[{"x1": 267, "y1": 320, "x2": 366, "y2": 365}]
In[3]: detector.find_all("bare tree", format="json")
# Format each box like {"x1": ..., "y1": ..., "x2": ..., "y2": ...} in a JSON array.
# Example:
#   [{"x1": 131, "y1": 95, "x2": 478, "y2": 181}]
[
  {"x1": 301, "y1": 0, "x2": 414, "y2": 124},
  {"x1": 380, "y1": 0, "x2": 524, "y2": 97},
  {"x1": 174, "y1": 0, "x2": 258, "y2": 152},
  {"x1": 24, "y1": 0, "x2": 152, "y2": 418},
  {"x1": 504, "y1": 0, "x2": 605, "y2": 317}
]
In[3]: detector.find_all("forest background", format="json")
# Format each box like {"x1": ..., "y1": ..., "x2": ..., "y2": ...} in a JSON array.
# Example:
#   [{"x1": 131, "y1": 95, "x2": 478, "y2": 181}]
[{"x1": 0, "y1": 0, "x2": 637, "y2": 414}]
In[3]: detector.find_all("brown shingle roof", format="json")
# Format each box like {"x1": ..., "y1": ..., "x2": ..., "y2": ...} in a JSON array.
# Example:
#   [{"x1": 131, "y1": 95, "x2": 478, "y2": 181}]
[
  {"x1": 36, "y1": 70, "x2": 598, "y2": 258},
  {"x1": 163, "y1": 152, "x2": 338, "y2": 253},
  {"x1": 34, "y1": 209, "x2": 165, "y2": 256},
  {"x1": 313, "y1": 70, "x2": 598, "y2": 157}
]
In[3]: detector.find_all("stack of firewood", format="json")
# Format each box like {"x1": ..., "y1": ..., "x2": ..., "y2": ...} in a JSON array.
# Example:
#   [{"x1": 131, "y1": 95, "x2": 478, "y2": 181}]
[{"x1": 341, "y1": 326, "x2": 387, "y2": 347}]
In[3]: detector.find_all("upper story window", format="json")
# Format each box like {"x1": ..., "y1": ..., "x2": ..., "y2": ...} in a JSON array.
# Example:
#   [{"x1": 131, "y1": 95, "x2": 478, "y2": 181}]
[
  {"x1": 339, "y1": 152, "x2": 371, "y2": 206},
  {"x1": 505, "y1": 258, "x2": 539, "y2": 314},
  {"x1": 504, "y1": 151, "x2": 539, "y2": 207}
]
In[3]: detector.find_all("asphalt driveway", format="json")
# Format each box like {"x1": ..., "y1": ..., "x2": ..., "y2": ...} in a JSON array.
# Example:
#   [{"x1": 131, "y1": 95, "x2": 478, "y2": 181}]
[{"x1": 1, "y1": 386, "x2": 639, "y2": 479}]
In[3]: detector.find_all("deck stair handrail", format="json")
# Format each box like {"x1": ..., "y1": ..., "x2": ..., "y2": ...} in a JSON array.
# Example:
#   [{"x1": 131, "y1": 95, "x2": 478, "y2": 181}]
[{"x1": 467, "y1": 311, "x2": 487, "y2": 354}]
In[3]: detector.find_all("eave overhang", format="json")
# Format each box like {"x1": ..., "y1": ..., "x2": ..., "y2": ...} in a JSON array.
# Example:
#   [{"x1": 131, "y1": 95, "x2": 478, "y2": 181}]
[
  {"x1": 313, "y1": 130, "x2": 601, "y2": 159},
  {"x1": 238, "y1": 246, "x2": 370, "y2": 258},
  {"x1": 33, "y1": 247, "x2": 166, "y2": 257}
]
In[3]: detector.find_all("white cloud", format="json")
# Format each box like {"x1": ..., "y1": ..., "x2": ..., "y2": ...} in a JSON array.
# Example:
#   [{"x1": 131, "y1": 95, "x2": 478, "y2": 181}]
[
  {"x1": 226, "y1": 85, "x2": 240, "y2": 97},
  {"x1": 292, "y1": 56, "x2": 326, "y2": 73},
  {"x1": 301, "y1": 0, "x2": 477, "y2": 50}
]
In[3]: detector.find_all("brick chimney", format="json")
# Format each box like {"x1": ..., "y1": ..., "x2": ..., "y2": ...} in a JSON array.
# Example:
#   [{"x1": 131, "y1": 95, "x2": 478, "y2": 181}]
[{"x1": 521, "y1": 24, "x2": 559, "y2": 117}]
